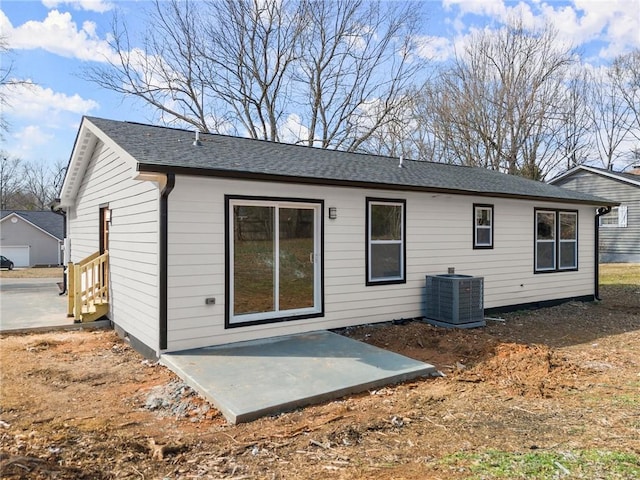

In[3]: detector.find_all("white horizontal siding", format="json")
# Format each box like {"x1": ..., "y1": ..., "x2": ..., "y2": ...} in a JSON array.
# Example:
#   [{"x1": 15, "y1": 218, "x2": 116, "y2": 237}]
[
  {"x1": 68, "y1": 139, "x2": 161, "y2": 353},
  {"x1": 166, "y1": 176, "x2": 597, "y2": 351}
]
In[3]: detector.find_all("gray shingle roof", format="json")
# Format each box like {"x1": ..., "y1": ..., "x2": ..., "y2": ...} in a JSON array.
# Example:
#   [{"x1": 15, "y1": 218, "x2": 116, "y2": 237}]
[
  {"x1": 86, "y1": 116, "x2": 615, "y2": 205},
  {"x1": 0, "y1": 210, "x2": 64, "y2": 240}
]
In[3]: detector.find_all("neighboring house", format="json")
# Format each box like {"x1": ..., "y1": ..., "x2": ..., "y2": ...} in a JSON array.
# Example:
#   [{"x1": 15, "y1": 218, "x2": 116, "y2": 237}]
[
  {"x1": 0, "y1": 210, "x2": 64, "y2": 267},
  {"x1": 58, "y1": 117, "x2": 616, "y2": 359},
  {"x1": 549, "y1": 165, "x2": 640, "y2": 263}
]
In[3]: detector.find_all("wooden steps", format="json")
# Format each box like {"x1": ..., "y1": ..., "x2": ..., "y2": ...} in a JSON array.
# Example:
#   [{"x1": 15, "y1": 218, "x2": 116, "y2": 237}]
[
  {"x1": 78, "y1": 299, "x2": 109, "y2": 323},
  {"x1": 68, "y1": 251, "x2": 110, "y2": 323}
]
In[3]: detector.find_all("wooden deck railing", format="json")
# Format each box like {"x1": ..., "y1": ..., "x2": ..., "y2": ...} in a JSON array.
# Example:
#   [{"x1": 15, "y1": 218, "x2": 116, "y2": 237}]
[{"x1": 68, "y1": 251, "x2": 109, "y2": 322}]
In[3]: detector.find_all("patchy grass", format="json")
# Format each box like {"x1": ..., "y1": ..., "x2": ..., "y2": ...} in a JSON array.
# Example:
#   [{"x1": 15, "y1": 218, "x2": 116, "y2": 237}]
[
  {"x1": 0, "y1": 267, "x2": 63, "y2": 279},
  {"x1": 443, "y1": 449, "x2": 640, "y2": 479},
  {"x1": 600, "y1": 263, "x2": 640, "y2": 285}
]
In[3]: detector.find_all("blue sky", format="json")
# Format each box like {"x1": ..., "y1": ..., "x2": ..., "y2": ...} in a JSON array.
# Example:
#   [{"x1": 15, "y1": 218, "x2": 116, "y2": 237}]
[{"x1": 1, "y1": 0, "x2": 639, "y2": 170}]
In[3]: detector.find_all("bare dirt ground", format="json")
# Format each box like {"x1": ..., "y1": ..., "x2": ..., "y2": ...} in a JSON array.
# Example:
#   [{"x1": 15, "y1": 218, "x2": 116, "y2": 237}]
[{"x1": 1, "y1": 270, "x2": 639, "y2": 479}]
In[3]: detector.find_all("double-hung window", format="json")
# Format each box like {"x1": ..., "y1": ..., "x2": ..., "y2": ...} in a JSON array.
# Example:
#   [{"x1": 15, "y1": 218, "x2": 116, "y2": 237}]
[
  {"x1": 473, "y1": 204, "x2": 494, "y2": 249},
  {"x1": 366, "y1": 198, "x2": 406, "y2": 285},
  {"x1": 535, "y1": 209, "x2": 577, "y2": 273}
]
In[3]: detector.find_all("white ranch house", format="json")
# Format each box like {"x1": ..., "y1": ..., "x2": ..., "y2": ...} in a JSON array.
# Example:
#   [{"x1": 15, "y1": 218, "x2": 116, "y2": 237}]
[{"x1": 58, "y1": 117, "x2": 617, "y2": 358}]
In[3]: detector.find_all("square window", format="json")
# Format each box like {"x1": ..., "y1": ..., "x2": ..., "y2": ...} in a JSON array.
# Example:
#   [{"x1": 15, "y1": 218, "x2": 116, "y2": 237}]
[
  {"x1": 476, "y1": 228, "x2": 491, "y2": 245},
  {"x1": 370, "y1": 244, "x2": 402, "y2": 279},
  {"x1": 536, "y1": 242, "x2": 555, "y2": 270},
  {"x1": 536, "y1": 212, "x2": 555, "y2": 240}
]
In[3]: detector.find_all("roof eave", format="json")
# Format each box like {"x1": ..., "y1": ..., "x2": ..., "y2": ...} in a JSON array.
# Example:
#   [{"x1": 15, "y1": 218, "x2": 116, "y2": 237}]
[
  {"x1": 137, "y1": 163, "x2": 618, "y2": 207},
  {"x1": 59, "y1": 117, "x2": 99, "y2": 208}
]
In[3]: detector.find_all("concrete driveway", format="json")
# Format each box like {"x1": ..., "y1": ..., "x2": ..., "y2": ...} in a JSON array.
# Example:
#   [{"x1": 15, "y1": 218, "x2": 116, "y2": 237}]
[{"x1": 0, "y1": 277, "x2": 73, "y2": 331}]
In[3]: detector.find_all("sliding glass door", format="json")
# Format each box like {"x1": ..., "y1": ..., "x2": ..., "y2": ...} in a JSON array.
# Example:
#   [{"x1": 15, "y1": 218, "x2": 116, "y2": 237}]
[{"x1": 227, "y1": 198, "x2": 322, "y2": 326}]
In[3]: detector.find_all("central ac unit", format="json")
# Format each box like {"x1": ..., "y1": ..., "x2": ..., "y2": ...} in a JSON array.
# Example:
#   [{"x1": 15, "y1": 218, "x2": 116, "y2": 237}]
[{"x1": 424, "y1": 274, "x2": 485, "y2": 328}]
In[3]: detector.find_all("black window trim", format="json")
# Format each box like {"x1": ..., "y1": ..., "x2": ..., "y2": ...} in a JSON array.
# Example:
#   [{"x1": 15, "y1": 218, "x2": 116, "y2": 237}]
[
  {"x1": 365, "y1": 197, "x2": 407, "y2": 286},
  {"x1": 534, "y1": 208, "x2": 579, "y2": 274},
  {"x1": 473, "y1": 203, "x2": 494, "y2": 250}
]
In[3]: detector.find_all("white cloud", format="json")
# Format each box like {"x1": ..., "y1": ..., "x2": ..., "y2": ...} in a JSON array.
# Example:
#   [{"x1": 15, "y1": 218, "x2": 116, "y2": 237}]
[
  {"x1": 41, "y1": 0, "x2": 114, "y2": 13},
  {"x1": 3, "y1": 9, "x2": 118, "y2": 63},
  {"x1": 443, "y1": 0, "x2": 507, "y2": 18},
  {"x1": 280, "y1": 113, "x2": 309, "y2": 145},
  {"x1": 583, "y1": 0, "x2": 640, "y2": 59},
  {"x1": 12, "y1": 125, "x2": 56, "y2": 150},
  {"x1": 415, "y1": 35, "x2": 454, "y2": 61},
  {"x1": 2, "y1": 82, "x2": 99, "y2": 120},
  {"x1": 441, "y1": 0, "x2": 640, "y2": 61},
  {"x1": 2, "y1": 84, "x2": 98, "y2": 163},
  {"x1": 539, "y1": 0, "x2": 640, "y2": 58}
]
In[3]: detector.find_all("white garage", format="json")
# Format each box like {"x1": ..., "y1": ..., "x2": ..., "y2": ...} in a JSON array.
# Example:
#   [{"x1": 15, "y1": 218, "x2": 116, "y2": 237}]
[{"x1": 0, "y1": 245, "x2": 30, "y2": 267}]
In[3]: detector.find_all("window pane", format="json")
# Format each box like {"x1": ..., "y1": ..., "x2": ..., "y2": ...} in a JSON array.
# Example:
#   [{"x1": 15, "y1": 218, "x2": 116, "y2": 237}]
[
  {"x1": 600, "y1": 207, "x2": 618, "y2": 226},
  {"x1": 536, "y1": 242, "x2": 555, "y2": 270},
  {"x1": 560, "y1": 213, "x2": 577, "y2": 240},
  {"x1": 476, "y1": 208, "x2": 491, "y2": 226},
  {"x1": 233, "y1": 206, "x2": 274, "y2": 315},
  {"x1": 371, "y1": 243, "x2": 401, "y2": 279},
  {"x1": 560, "y1": 241, "x2": 577, "y2": 269},
  {"x1": 536, "y1": 212, "x2": 555, "y2": 240},
  {"x1": 476, "y1": 227, "x2": 491, "y2": 245},
  {"x1": 371, "y1": 204, "x2": 402, "y2": 240},
  {"x1": 279, "y1": 208, "x2": 314, "y2": 310}
]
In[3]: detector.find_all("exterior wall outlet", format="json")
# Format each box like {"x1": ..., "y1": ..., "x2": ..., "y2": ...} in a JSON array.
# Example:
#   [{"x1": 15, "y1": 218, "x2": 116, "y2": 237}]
[{"x1": 205, "y1": 298, "x2": 216, "y2": 305}]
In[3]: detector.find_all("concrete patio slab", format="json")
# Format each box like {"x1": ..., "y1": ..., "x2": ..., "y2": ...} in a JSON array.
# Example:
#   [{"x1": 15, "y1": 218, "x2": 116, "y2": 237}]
[{"x1": 161, "y1": 330, "x2": 437, "y2": 424}]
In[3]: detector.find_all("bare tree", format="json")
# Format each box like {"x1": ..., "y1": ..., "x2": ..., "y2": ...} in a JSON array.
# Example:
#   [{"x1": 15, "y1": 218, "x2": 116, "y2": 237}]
[
  {"x1": 556, "y1": 71, "x2": 593, "y2": 170},
  {"x1": 199, "y1": 0, "x2": 304, "y2": 141},
  {"x1": 0, "y1": 154, "x2": 23, "y2": 210},
  {"x1": 0, "y1": 156, "x2": 63, "y2": 211},
  {"x1": 22, "y1": 160, "x2": 60, "y2": 210},
  {"x1": 610, "y1": 49, "x2": 640, "y2": 141},
  {"x1": 293, "y1": 0, "x2": 424, "y2": 151},
  {"x1": 84, "y1": 0, "x2": 425, "y2": 150},
  {"x1": 588, "y1": 66, "x2": 633, "y2": 170},
  {"x1": 83, "y1": 2, "x2": 220, "y2": 133},
  {"x1": 416, "y1": 18, "x2": 574, "y2": 179}
]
